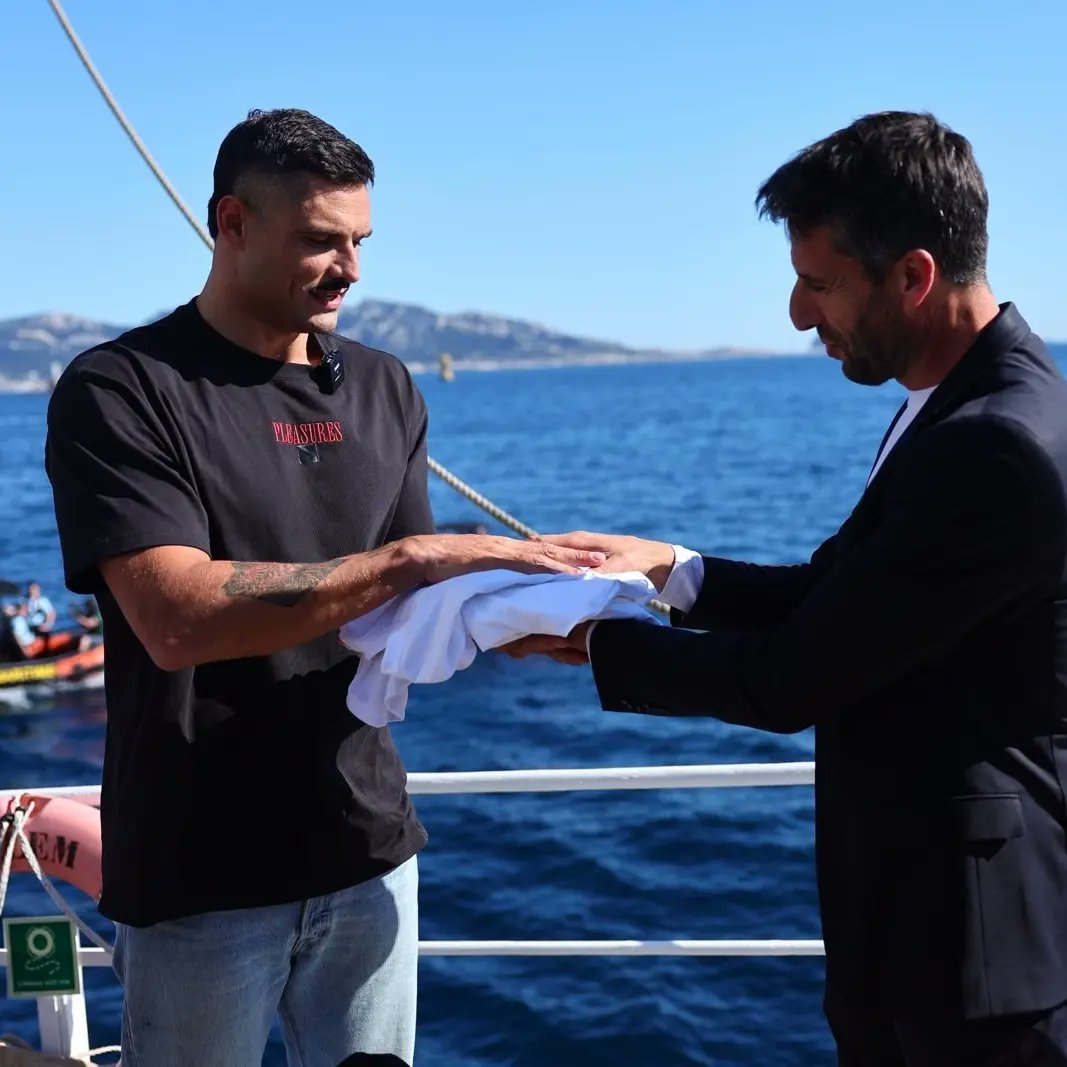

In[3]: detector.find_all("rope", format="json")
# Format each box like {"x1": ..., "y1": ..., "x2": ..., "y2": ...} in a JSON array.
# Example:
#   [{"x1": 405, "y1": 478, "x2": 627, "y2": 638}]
[
  {"x1": 83, "y1": 1047, "x2": 122, "y2": 1064},
  {"x1": 44, "y1": 0, "x2": 213, "y2": 253},
  {"x1": 0, "y1": 1033, "x2": 121, "y2": 1065},
  {"x1": 0, "y1": 800, "x2": 112, "y2": 953},
  {"x1": 43, "y1": 0, "x2": 670, "y2": 617},
  {"x1": 430, "y1": 457, "x2": 673, "y2": 612},
  {"x1": 0, "y1": 812, "x2": 20, "y2": 918},
  {"x1": 427, "y1": 457, "x2": 539, "y2": 538},
  {"x1": 426, "y1": 459, "x2": 669, "y2": 612}
]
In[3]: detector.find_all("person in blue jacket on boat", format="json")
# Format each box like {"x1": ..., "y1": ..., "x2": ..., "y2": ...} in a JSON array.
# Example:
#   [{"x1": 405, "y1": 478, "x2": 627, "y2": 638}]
[
  {"x1": 1, "y1": 601, "x2": 45, "y2": 659},
  {"x1": 24, "y1": 581, "x2": 55, "y2": 634}
]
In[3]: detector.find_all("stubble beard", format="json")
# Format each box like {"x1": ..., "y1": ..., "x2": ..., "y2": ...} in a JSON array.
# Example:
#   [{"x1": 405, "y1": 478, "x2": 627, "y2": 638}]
[{"x1": 839, "y1": 305, "x2": 916, "y2": 387}]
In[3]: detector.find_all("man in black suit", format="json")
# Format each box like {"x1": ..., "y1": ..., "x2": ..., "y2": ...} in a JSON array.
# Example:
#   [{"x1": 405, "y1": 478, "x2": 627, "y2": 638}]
[{"x1": 508, "y1": 111, "x2": 1067, "y2": 1065}]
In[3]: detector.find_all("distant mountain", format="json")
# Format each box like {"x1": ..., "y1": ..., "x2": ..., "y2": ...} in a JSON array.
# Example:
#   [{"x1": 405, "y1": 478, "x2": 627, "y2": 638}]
[
  {"x1": 0, "y1": 299, "x2": 766, "y2": 390},
  {"x1": 2, "y1": 300, "x2": 1061, "y2": 391},
  {"x1": 337, "y1": 299, "x2": 648, "y2": 365},
  {"x1": 0, "y1": 312, "x2": 127, "y2": 389}
]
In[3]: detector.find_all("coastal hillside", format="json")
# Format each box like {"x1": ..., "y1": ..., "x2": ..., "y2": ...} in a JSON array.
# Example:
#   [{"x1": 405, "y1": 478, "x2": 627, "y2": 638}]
[
  {"x1": 0, "y1": 299, "x2": 766, "y2": 389},
  {"x1": 5, "y1": 302, "x2": 1061, "y2": 391},
  {"x1": 0, "y1": 313, "x2": 127, "y2": 390}
]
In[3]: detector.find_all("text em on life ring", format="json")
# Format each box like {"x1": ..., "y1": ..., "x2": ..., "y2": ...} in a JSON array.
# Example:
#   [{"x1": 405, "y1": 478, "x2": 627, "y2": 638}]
[{"x1": 1, "y1": 793, "x2": 103, "y2": 902}]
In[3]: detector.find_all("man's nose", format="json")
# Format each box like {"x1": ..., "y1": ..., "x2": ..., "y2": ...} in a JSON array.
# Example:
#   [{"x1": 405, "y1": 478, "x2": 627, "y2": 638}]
[
  {"x1": 337, "y1": 244, "x2": 360, "y2": 284},
  {"x1": 789, "y1": 280, "x2": 819, "y2": 333}
]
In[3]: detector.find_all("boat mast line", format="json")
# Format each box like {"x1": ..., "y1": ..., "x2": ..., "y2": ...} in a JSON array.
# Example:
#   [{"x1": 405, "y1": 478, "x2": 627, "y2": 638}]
[{"x1": 44, "y1": 0, "x2": 213, "y2": 253}]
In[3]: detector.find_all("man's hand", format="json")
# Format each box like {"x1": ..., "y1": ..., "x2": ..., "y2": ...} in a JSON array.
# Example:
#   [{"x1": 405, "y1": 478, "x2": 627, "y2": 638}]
[
  {"x1": 499, "y1": 620, "x2": 593, "y2": 666},
  {"x1": 536, "y1": 532, "x2": 675, "y2": 591},
  {"x1": 406, "y1": 534, "x2": 606, "y2": 584}
]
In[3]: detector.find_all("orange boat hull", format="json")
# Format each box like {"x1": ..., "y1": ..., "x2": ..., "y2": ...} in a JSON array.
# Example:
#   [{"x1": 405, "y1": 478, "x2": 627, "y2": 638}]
[{"x1": 0, "y1": 633, "x2": 104, "y2": 688}]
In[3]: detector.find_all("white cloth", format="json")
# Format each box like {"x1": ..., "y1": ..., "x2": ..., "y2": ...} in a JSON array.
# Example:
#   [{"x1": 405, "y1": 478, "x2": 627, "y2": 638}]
[
  {"x1": 339, "y1": 568, "x2": 664, "y2": 726},
  {"x1": 867, "y1": 385, "x2": 937, "y2": 486}
]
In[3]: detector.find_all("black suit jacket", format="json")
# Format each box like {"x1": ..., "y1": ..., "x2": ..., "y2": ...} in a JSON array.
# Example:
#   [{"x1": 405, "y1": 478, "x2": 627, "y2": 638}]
[{"x1": 590, "y1": 305, "x2": 1067, "y2": 1023}]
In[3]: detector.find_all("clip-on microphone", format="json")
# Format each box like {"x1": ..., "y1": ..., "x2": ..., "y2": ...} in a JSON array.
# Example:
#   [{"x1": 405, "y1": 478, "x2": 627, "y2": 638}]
[{"x1": 316, "y1": 343, "x2": 345, "y2": 394}]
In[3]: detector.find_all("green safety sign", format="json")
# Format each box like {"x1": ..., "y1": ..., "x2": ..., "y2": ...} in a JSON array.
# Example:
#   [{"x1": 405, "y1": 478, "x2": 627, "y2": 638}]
[{"x1": 3, "y1": 916, "x2": 81, "y2": 999}]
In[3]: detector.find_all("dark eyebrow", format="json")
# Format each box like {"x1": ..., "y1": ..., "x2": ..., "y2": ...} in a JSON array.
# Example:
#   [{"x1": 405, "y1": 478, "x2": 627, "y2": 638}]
[
  {"x1": 303, "y1": 228, "x2": 373, "y2": 242},
  {"x1": 797, "y1": 271, "x2": 830, "y2": 287}
]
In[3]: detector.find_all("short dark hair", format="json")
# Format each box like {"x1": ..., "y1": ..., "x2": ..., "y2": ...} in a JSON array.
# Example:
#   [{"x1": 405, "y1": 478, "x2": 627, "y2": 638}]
[
  {"x1": 756, "y1": 111, "x2": 988, "y2": 285},
  {"x1": 207, "y1": 108, "x2": 375, "y2": 239}
]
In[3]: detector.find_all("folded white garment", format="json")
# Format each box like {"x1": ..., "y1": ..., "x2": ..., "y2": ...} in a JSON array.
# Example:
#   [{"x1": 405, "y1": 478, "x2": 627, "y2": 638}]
[{"x1": 339, "y1": 568, "x2": 664, "y2": 726}]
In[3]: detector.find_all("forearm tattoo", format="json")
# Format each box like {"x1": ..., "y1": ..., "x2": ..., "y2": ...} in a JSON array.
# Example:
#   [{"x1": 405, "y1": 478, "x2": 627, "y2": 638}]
[{"x1": 223, "y1": 560, "x2": 345, "y2": 607}]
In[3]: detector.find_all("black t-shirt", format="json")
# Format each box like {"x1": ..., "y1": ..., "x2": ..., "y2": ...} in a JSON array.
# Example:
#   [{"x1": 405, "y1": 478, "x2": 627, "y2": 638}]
[{"x1": 45, "y1": 300, "x2": 433, "y2": 926}]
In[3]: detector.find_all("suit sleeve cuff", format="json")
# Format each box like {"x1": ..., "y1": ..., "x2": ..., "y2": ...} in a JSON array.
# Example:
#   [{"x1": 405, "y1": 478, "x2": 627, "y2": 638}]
[{"x1": 659, "y1": 545, "x2": 704, "y2": 612}]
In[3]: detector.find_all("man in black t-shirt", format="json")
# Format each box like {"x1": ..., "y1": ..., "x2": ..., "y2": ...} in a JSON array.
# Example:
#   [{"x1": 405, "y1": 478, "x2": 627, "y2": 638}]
[{"x1": 45, "y1": 108, "x2": 600, "y2": 1067}]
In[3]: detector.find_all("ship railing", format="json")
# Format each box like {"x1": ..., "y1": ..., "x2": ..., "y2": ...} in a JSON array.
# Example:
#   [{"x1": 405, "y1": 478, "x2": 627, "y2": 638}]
[{"x1": 0, "y1": 761, "x2": 821, "y2": 1059}]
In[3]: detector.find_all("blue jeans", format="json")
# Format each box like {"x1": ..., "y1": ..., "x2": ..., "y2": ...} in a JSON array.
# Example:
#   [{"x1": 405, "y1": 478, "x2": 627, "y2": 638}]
[{"x1": 112, "y1": 858, "x2": 418, "y2": 1067}]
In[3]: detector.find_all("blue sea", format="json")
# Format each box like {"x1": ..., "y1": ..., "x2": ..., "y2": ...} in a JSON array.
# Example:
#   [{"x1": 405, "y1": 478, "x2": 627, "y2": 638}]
[{"x1": 0, "y1": 351, "x2": 1010, "y2": 1065}]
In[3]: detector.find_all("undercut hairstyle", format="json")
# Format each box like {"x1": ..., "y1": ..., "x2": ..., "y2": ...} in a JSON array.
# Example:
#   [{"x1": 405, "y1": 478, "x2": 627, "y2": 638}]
[
  {"x1": 207, "y1": 108, "x2": 375, "y2": 239},
  {"x1": 756, "y1": 111, "x2": 988, "y2": 285}
]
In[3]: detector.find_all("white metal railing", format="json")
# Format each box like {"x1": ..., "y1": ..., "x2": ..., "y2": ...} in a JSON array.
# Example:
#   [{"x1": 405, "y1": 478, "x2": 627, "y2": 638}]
[
  {"x1": 6, "y1": 761, "x2": 816, "y2": 806},
  {"x1": 1, "y1": 762, "x2": 821, "y2": 1057},
  {"x1": 0, "y1": 938, "x2": 824, "y2": 971}
]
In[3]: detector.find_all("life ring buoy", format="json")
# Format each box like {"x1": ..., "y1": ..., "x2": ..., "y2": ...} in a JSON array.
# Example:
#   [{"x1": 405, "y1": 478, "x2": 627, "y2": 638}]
[{"x1": 1, "y1": 793, "x2": 103, "y2": 902}]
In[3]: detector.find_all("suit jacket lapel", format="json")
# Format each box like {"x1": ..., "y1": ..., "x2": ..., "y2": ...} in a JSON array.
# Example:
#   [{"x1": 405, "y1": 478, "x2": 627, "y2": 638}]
[
  {"x1": 861, "y1": 304, "x2": 1032, "y2": 495},
  {"x1": 902, "y1": 303, "x2": 1030, "y2": 437}
]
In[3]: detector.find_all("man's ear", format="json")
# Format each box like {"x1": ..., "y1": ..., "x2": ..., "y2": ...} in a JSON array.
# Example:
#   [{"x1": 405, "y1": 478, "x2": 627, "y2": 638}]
[
  {"x1": 213, "y1": 195, "x2": 252, "y2": 247},
  {"x1": 895, "y1": 249, "x2": 937, "y2": 312}
]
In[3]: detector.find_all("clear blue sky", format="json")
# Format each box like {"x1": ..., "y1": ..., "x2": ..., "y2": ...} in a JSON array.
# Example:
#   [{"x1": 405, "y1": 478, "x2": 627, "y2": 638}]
[{"x1": 4, "y1": 0, "x2": 1066, "y2": 351}]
